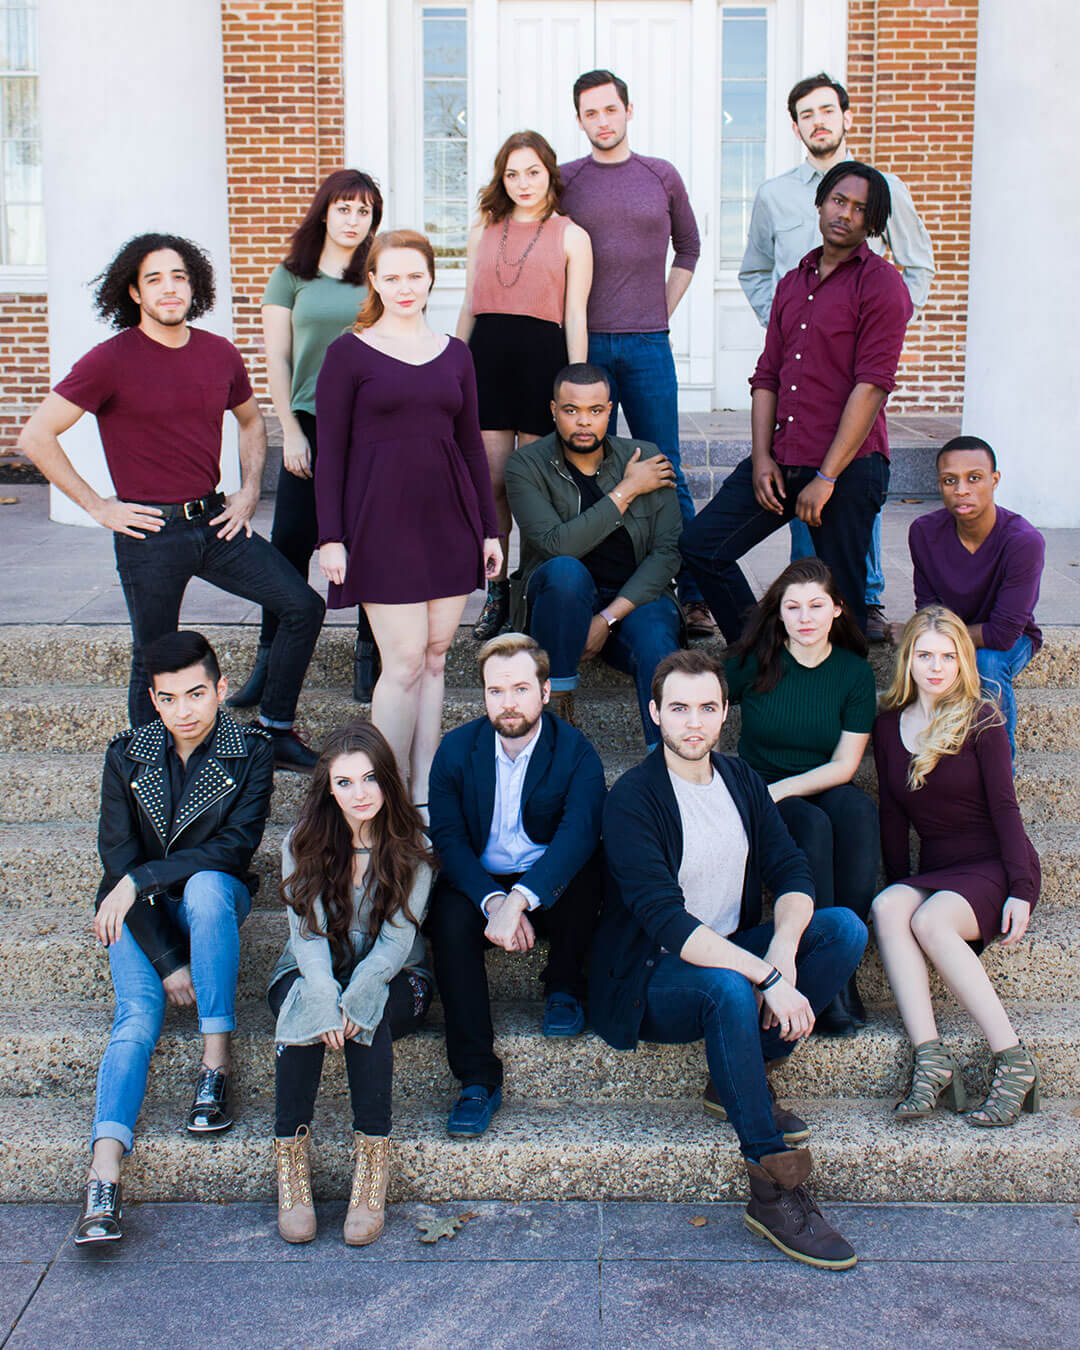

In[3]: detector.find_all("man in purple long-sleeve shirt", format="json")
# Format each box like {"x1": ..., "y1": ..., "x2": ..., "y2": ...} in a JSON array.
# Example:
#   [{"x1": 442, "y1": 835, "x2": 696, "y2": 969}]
[
  {"x1": 559, "y1": 69, "x2": 711, "y2": 632},
  {"x1": 906, "y1": 435, "x2": 1045, "y2": 754}
]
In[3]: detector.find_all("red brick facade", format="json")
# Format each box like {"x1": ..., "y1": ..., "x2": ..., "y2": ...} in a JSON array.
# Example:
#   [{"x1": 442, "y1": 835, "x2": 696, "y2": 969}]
[
  {"x1": 221, "y1": 0, "x2": 345, "y2": 403},
  {"x1": 847, "y1": 0, "x2": 978, "y2": 412},
  {"x1": 0, "y1": 0, "x2": 977, "y2": 453}
]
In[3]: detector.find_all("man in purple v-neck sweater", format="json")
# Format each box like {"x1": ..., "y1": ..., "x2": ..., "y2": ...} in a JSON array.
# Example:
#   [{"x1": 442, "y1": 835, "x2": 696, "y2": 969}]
[
  {"x1": 907, "y1": 435, "x2": 1045, "y2": 754},
  {"x1": 560, "y1": 69, "x2": 709, "y2": 630}
]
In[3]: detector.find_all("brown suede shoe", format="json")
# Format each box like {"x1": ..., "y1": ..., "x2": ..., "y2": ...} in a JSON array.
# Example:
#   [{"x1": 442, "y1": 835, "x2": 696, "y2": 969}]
[
  {"x1": 548, "y1": 690, "x2": 576, "y2": 726},
  {"x1": 703, "y1": 1077, "x2": 810, "y2": 1146},
  {"x1": 744, "y1": 1148, "x2": 856, "y2": 1270}
]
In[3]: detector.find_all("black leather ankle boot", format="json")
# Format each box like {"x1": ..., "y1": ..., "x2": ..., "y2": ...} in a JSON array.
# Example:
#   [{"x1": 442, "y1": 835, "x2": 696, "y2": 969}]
[
  {"x1": 353, "y1": 639, "x2": 380, "y2": 702},
  {"x1": 228, "y1": 643, "x2": 271, "y2": 708}
]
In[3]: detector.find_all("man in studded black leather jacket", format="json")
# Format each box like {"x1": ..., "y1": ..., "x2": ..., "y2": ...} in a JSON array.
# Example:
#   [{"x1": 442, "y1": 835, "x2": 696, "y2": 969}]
[{"x1": 75, "y1": 630, "x2": 274, "y2": 1247}]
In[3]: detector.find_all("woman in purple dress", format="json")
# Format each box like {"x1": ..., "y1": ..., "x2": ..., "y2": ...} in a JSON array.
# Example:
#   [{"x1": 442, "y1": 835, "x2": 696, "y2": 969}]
[
  {"x1": 315, "y1": 230, "x2": 501, "y2": 809},
  {"x1": 871, "y1": 606, "x2": 1041, "y2": 1127}
]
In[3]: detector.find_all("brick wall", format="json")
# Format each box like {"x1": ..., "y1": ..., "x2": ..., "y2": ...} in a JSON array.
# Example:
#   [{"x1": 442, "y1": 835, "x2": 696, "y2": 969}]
[
  {"x1": 847, "y1": 0, "x2": 978, "y2": 413},
  {"x1": 220, "y1": 0, "x2": 345, "y2": 402},
  {"x1": 0, "y1": 293, "x2": 49, "y2": 454}
]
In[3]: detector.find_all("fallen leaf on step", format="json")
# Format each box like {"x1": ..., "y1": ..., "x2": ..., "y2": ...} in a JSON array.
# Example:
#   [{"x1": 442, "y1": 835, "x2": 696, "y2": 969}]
[
  {"x1": 900, "y1": 498, "x2": 925, "y2": 504},
  {"x1": 0, "y1": 496, "x2": 18, "y2": 506},
  {"x1": 689, "y1": 1215, "x2": 708, "y2": 1228},
  {"x1": 458, "y1": 1211, "x2": 478, "y2": 1223},
  {"x1": 417, "y1": 1215, "x2": 467, "y2": 1243}
]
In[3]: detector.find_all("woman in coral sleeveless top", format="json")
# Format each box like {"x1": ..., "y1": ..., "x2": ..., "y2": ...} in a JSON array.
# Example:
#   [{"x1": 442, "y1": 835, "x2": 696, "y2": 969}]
[{"x1": 457, "y1": 130, "x2": 593, "y2": 638}]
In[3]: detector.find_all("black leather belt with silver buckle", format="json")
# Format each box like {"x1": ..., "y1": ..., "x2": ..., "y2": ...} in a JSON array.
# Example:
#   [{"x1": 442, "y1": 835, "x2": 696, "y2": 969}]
[{"x1": 138, "y1": 493, "x2": 226, "y2": 523}]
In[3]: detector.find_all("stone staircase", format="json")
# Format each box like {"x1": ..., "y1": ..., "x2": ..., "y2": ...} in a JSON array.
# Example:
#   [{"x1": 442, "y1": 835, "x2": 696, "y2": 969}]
[{"x1": 0, "y1": 624, "x2": 1078, "y2": 1205}]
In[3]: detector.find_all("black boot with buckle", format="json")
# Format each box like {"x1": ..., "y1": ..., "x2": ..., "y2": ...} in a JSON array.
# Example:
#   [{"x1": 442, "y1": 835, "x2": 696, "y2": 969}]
[
  {"x1": 473, "y1": 580, "x2": 509, "y2": 641},
  {"x1": 353, "y1": 638, "x2": 380, "y2": 702}
]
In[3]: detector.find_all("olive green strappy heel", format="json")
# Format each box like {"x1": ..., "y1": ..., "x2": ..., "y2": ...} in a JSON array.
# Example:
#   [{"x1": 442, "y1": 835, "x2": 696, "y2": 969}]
[
  {"x1": 895, "y1": 1038, "x2": 967, "y2": 1119},
  {"x1": 967, "y1": 1044, "x2": 1041, "y2": 1127}
]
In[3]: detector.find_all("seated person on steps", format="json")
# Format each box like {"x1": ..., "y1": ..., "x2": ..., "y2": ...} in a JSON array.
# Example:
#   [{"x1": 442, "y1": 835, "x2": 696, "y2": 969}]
[
  {"x1": 76, "y1": 631, "x2": 275, "y2": 1246},
  {"x1": 427, "y1": 633, "x2": 605, "y2": 1138}
]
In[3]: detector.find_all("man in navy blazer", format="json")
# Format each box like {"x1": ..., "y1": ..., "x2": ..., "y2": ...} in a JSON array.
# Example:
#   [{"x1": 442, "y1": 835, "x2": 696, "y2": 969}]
[
  {"x1": 592, "y1": 649, "x2": 865, "y2": 1270},
  {"x1": 428, "y1": 633, "x2": 605, "y2": 1137}
]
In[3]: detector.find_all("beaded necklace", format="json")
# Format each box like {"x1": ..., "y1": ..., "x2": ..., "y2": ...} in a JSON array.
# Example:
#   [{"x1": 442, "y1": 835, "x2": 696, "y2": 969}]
[{"x1": 495, "y1": 215, "x2": 547, "y2": 288}]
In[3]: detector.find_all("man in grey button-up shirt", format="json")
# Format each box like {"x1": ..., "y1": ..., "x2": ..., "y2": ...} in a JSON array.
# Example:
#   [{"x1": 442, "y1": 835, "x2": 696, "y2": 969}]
[
  {"x1": 740, "y1": 73, "x2": 935, "y2": 322},
  {"x1": 739, "y1": 73, "x2": 934, "y2": 640}
]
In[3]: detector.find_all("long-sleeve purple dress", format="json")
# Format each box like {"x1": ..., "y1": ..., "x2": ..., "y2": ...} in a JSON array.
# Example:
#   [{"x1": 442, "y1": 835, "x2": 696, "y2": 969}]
[
  {"x1": 314, "y1": 334, "x2": 498, "y2": 606},
  {"x1": 872, "y1": 707, "x2": 1040, "y2": 950}
]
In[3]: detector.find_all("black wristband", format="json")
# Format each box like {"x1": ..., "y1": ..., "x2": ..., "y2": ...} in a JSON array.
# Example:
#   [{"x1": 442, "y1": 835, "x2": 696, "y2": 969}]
[{"x1": 756, "y1": 966, "x2": 782, "y2": 992}]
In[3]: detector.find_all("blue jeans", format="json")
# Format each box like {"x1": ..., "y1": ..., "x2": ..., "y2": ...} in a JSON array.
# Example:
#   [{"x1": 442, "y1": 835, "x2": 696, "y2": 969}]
[
  {"x1": 790, "y1": 512, "x2": 885, "y2": 607},
  {"x1": 639, "y1": 909, "x2": 866, "y2": 1161},
  {"x1": 526, "y1": 556, "x2": 681, "y2": 746},
  {"x1": 588, "y1": 331, "x2": 703, "y2": 606},
  {"x1": 115, "y1": 511, "x2": 325, "y2": 728},
  {"x1": 680, "y1": 453, "x2": 888, "y2": 640},
  {"x1": 976, "y1": 634, "x2": 1033, "y2": 756},
  {"x1": 92, "y1": 871, "x2": 252, "y2": 1153}
]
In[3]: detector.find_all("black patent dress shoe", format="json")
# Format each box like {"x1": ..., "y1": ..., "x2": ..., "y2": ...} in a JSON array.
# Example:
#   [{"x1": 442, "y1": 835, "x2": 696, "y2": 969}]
[
  {"x1": 353, "y1": 638, "x2": 380, "y2": 702},
  {"x1": 186, "y1": 1066, "x2": 233, "y2": 1134},
  {"x1": 843, "y1": 973, "x2": 867, "y2": 1028},
  {"x1": 75, "y1": 1179, "x2": 123, "y2": 1245},
  {"x1": 227, "y1": 643, "x2": 271, "y2": 709},
  {"x1": 815, "y1": 994, "x2": 858, "y2": 1038},
  {"x1": 270, "y1": 728, "x2": 318, "y2": 773}
]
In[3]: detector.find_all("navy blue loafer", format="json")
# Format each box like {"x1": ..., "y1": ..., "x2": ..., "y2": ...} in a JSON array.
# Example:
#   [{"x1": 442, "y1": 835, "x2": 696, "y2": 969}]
[
  {"x1": 542, "y1": 992, "x2": 585, "y2": 1038},
  {"x1": 447, "y1": 1085, "x2": 502, "y2": 1137}
]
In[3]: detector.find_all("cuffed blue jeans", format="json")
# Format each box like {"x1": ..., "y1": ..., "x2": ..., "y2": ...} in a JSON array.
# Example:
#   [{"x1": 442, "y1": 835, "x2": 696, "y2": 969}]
[
  {"x1": 91, "y1": 870, "x2": 251, "y2": 1153},
  {"x1": 639, "y1": 909, "x2": 866, "y2": 1161},
  {"x1": 790, "y1": 512, "x2": 885, "y2": 607},
  {"x1": 976, "y1": 634, "x2": 1033, "y2": 757},
  {"x1": 588, "y1": 330, "x2": 703, "y2": 607},
  {"x1": 526, "y1": 556, "x2": 681, "y2": 746}
]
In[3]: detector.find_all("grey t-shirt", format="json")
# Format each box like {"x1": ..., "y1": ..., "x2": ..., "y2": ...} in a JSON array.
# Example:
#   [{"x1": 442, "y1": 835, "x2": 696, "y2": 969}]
[{"x1": 669, "y1": 769, "x2": 749, "y2": 938}]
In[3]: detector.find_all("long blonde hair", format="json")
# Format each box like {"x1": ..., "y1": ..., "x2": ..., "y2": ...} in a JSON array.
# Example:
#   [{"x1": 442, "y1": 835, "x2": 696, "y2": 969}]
[
  {"x1": 354, "y1": 230, "x2": 436, "y2": 330},
  {"x1": 881, "y1": 606, "x2": 1002, "y2": 789}
]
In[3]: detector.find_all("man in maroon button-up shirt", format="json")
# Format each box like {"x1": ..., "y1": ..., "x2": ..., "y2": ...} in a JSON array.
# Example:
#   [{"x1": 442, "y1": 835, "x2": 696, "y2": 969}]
[{"x1": 682, "y1": 162, "x2": 912, "y2": 638}]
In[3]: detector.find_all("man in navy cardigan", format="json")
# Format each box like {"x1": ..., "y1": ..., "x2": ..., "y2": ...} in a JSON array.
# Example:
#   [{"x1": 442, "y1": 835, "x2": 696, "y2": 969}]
[
  {"x1": 428, "y1": 633, "x2": 605, "y2": 1137},
  {"x1": 591, "y1": 649, "x2": 865, "y2": 1269}
]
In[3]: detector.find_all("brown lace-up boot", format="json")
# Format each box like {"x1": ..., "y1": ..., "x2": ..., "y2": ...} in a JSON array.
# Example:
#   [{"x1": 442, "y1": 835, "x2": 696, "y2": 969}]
[
  {"x1": 744, "y1": 1148, "x2": 856, "y2": 1270},
  {"x1": 344, "y1": 1133, "x2": 390, "y2": 1246},
  {"x1": 274, "y1": 1125, "x2": 316, "y2": 1243}
]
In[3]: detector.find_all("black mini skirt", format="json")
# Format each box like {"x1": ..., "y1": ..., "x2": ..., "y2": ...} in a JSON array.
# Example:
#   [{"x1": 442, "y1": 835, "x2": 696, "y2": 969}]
[{"x1": 468, "y1": 312, "x2": 568, "y2": 436}]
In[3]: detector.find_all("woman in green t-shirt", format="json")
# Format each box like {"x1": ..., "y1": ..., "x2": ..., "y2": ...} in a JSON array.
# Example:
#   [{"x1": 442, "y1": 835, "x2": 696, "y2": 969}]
[
  {"x1": 230, "y1": 169, "x2": 384, "y2": 708},
  {"x1": 726, "y1": 558, "x2": 879, "y2": 1037}
]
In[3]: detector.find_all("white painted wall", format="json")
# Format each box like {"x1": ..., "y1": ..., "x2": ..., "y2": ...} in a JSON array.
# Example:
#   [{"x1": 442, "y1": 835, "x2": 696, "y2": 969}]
[
  {"x1": 962, "y1": 0, "x2": 1080, "y2": 527},
  {"x1": 39, "y1": 0, "x2": 236, "y2": 525}
]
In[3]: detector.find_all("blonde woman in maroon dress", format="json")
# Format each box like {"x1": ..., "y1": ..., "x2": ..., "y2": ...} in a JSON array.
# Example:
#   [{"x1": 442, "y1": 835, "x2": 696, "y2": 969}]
[
  {"x1": 871, "y1": 606, "x2": 1041, "y2": 1127},
  {"x1": 456, "y1": 130, "x2": 593, "y2": 638},
  {"x1": 316, "y1": 231, "x2": 501, "y2": 810}
]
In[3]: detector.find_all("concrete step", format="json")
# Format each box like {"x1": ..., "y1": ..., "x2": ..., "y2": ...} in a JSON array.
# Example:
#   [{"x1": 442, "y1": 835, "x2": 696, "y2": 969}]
[
  {"x1": 0, "y1": 904, "x2": 1077, "y2": 1009},
  {"x1": 0, "y1": 623, "x2": 1077, "y2": 691},
  {"x1": 3, "y1": 999, "x2": 1078, "y2": 1105},
  {"x1": 2, "y1": 817, "x2": 1076, "y2": 917},
  {"x1": 1, "y1": 1094, "x2": 1076, "y2": 1204},
  {"x1": 1, "y1": 681, "x2": 1077, "y2": 759}
]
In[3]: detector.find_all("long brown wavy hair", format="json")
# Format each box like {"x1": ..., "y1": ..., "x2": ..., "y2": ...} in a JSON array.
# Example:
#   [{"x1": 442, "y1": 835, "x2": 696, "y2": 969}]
[
  {"x1": 732, "y1": 557, "x2": 868, "y2": 694},
  {"x1": 478, "y1": 131, "x2": 563, "y2": 223},
  {"x1": 354, "y1": 230, "x2": 436, "y2": 330},
  {"x1": 282, "y1": 721, "x2": 434, "y2": 970}
]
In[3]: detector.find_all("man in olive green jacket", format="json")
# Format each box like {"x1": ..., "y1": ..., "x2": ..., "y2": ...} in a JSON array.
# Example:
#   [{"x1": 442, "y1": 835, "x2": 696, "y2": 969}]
[{"x1": 504, "y1": 363, "x2": 683, "y2": 745}]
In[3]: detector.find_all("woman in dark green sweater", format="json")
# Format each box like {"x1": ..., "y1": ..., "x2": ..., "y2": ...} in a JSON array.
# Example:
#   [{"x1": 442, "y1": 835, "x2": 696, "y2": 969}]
[{"x1": 727, "y1": 559, "x2": 878, "y2": 1036}]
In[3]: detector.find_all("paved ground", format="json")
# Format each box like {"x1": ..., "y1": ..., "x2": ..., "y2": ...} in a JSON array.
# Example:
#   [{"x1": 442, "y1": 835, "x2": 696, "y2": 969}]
[
  {"x1": 3, "y1": 485, "x2": 1079, "y2": 629},
  {"x1": 2, "y1": 1200, "x2": 1078, "y2": 1348}
]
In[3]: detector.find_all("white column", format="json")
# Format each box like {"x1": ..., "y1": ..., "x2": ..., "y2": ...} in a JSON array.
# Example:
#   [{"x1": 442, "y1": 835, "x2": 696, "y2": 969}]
[
  {"x1": 38, "y1": 0, "x2": 235, "y2": 525},
  {"x1": 962, "y1": 0, "x2": 1080, "y2": 527}
]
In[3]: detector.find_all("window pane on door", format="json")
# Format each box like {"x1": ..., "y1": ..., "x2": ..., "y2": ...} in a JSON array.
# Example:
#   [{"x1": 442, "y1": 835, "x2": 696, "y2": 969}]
[
  {"x1": 717, "y1": 5, "x2": 767, "y2": 269},
  {"x1": 422, "y1": 5, "x2": 468, "y2": 268}
]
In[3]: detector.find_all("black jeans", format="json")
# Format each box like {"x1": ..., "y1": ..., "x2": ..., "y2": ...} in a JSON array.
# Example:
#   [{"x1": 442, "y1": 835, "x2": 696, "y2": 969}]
[
  {"x1": 426, "y1": 856, "x2": 602, "y2": 1090},
  {"x1": 775, "y1": 784, "x2": 879, "y2": 922},
  {"x1": 680, "y1": 452, "x2": 889, "y2": 640},
  {"x1": 261, "y1": 410, "x2": 373, "y2": 648},
  {"x1": 115, "y1": 509, "x2": 325, "y2": 728},
  {"x1": 269, "y1": 967, "x2": 433, "y2": 1138}
]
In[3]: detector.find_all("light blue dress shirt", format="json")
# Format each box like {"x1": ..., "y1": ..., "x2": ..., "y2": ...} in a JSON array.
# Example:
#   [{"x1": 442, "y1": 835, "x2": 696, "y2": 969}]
[
  {"x1": 479, "y1": 721, "x2": 546, "y2": 913},
  {"x1": 739, "y1": 158, "x2": 935, "y2": 325}
]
